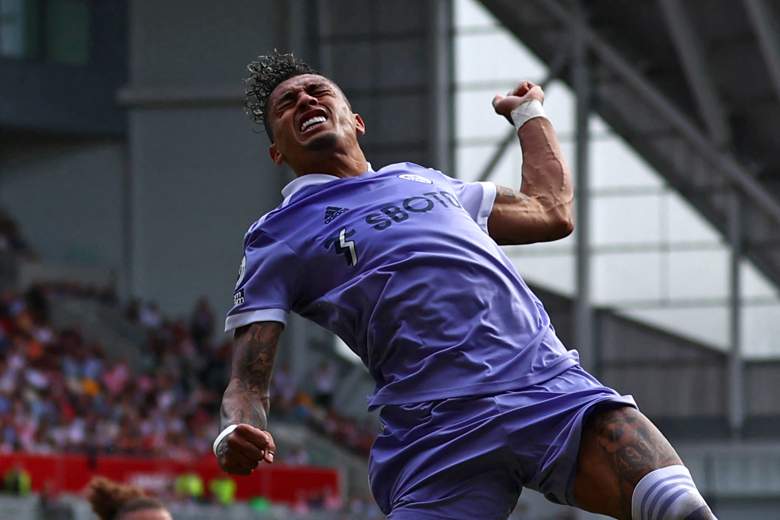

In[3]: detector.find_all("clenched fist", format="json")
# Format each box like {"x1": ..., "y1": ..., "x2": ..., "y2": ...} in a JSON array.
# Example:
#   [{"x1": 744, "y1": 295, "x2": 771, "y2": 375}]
[
  {"x1": 492, "y1": 81, "x2": 545, "y2": 125},
  {"x1": 216, "y1": 424, "x2": 276, "y2": 475}
]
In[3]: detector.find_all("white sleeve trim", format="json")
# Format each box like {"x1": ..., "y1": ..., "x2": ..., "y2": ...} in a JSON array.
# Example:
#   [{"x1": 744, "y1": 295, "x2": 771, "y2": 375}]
[
  {"x1": 476, "y1": 181, "x2": 496, "y2": 234},
  {"x1": 224, "y1": 308, "x2": 288, "y2": 332}
]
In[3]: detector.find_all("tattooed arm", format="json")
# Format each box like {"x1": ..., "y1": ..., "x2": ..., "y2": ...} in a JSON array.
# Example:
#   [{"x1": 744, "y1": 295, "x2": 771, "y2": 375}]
[
  {"x1": 488, "y1": 81, "x2": 574, "y2": 245},
  {"x1": 215, "y1": 321, "x2": 282, "y2": 475}
]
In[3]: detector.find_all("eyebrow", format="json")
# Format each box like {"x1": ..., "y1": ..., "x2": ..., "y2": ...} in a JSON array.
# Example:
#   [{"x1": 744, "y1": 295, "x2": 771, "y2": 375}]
[
  {"x1": 275, "y1": 81, "x2": 332, "y2": 107},
  {"x1": 276, "y1": 90, "x2": 297, "y2": 106}
]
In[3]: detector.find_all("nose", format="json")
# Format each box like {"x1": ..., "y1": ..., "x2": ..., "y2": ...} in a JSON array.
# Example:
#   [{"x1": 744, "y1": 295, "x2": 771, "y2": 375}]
[{"x1": 296, "y1": 91, "x2": 318, "y2": 109}]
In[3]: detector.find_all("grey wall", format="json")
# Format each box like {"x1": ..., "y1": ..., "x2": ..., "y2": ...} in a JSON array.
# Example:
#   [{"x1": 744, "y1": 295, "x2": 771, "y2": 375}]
[
  {"x1": 318, "y1": 0, "x2": 451, "y2": 171},
  {"x1": 124, "y1": 0, "x2": 288, "y2": 318},
  {"x1": 127, "y1": 108, "x2": 281, "y2": 317},
  {"x1": 123, "y1": 0, "x2": 450, "y2": 320},
  {"x1": 0, "y1": 139, "x2": 125, "y2": 273}
]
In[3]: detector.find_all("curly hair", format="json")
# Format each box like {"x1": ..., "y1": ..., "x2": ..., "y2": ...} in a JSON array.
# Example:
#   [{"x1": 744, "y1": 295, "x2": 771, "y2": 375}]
[
  {"x1": 244, "y1": 50, "x2": 319, "y2": 141},
  {"x1": 87, "y1": 477, "x2": 168, "y2": 520}
]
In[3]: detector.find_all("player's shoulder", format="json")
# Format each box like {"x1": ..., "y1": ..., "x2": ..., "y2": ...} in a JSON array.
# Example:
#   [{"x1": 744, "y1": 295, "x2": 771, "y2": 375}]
[
  {"x1": 243, "y1": 207, "x2": 283, "y2": 246},
  {"x1": 245, "y1": 214, "x2": 267, "y2": 239}
]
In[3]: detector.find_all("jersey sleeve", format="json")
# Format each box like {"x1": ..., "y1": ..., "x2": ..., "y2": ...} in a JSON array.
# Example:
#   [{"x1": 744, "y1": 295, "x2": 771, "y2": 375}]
[
  {"x1": 443, "y1": 175, "x2": 497, "y2": 234},
  {"x1": 224, "y1": 229, "x2": 299, "y2": 333}
]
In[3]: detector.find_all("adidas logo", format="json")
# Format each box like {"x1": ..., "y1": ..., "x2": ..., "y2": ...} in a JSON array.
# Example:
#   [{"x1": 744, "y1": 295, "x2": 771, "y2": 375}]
[{"x1": 324, "y1": 206, "x2": 347, "y2": 224}]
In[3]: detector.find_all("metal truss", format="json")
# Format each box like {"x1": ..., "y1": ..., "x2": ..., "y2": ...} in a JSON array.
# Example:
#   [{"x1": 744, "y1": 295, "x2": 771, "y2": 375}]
[
  {"x1": 743, "y1": 0, "x2": 780, "y2": 105},
  {"x1": 658, "y1": 0, "x2": 732, "y2": 147}
]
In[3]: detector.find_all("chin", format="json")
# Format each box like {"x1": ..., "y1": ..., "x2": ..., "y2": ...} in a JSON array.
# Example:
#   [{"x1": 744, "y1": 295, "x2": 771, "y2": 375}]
[{"x1": 303, "y1": 132, "x2": 339, "y2": 151}]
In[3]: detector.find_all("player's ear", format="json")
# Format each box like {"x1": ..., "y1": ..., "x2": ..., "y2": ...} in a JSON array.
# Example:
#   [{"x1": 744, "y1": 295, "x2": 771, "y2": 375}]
[
  {"x1": 269, "y1": 143, "x2": 284, "y2": 165},
  {"x1": 354, "y1": 113, "x2": 366, "y2": 137}
]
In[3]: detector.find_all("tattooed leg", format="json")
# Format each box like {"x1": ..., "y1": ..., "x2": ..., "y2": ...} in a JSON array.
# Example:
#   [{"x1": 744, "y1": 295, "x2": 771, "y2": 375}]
[{"x1": 572, "y1": 405, "x2": 682, "y2": 519}]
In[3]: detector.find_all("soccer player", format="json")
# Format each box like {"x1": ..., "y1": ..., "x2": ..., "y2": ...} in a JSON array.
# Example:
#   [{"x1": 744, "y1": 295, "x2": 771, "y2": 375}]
[{"x1": 214, "y1": 51, "x2": 716, "y2": 520}]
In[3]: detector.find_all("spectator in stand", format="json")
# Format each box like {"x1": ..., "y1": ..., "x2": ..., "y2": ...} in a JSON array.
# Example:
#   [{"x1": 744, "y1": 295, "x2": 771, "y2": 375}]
[
  {"x1": 271, "y1": 362, "x2": 296, "y2": 413},
  {"x1": 125, "y1": 299, "x2": 141, "y2": 323},
  {"x1": 25, "y1": 285, "x2": 49, "y2": 325},
  {"x1": 208, "y1": 475, "x2": 236, "y2": 506},
  {"x1": 201, "y1": 338, "x2": 230, "y2": 395},
  {"x1": 139, "y1": 302, "x2": 162, "y2": 329},
  {"x1": 0, "y1": 209, "x2": 33, "y2": 256},
  {"x1": 189, "y1": 297, "x2": 215, "y2": 349},
  {"x1": 87, "y1": 476, "x2": 171, "y2": 520},
  {"x1": 313, "y1": 360, "x2": 336, "y2": 410},
  {"x1": 103, "y1": 358, "x2": 130, "y2": 396},
  {"x1": 2, "y1": 463, "x2": 31, "y2": 495},
  {"x1": 173, "y1": 471, "x2": 204, "y2": 503},
  {"x1": 323, "y1": 486, "x2": 342, "y2": 511}
]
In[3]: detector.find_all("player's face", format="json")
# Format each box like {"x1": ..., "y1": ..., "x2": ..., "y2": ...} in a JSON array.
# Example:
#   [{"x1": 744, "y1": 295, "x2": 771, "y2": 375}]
[{"x1": 267, "y1": 74, "x2": 365, "y2": 165}]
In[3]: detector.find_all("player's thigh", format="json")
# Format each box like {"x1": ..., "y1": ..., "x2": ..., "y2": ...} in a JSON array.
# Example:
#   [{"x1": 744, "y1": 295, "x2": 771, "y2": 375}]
[{"x1": 572, "y1": 405, "x2": 682, "y2": 520}]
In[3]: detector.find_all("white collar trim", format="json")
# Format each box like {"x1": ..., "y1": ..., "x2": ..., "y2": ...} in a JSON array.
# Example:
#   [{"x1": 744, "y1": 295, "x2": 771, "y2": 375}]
[
  {"x1": 281, "y1": 163, "x2": 375, "y2": 200},
  {"x1": 281, "y1": 174, "x2": 339, "y2": 199}
]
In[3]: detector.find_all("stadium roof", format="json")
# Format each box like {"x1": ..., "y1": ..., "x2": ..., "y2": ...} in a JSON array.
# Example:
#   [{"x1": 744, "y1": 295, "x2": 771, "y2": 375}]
[{"x1": 480, "y1": 0, "x2": 780, "y2": 289}]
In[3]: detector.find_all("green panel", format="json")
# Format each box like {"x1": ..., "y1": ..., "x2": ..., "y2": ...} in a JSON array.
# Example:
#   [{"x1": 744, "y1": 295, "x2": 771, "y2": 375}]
[
  {"x1": 23, "y1": 0, "x2": 41, "y2": 58},
  {"x1": 45, "y1": 0, "x2": 89, "y2": 64}
]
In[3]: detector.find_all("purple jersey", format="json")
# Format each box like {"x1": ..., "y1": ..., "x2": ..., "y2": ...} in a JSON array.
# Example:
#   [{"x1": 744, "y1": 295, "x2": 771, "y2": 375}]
[{"x1": 225, "y1": 162, "x2": 578, "y2": 409}]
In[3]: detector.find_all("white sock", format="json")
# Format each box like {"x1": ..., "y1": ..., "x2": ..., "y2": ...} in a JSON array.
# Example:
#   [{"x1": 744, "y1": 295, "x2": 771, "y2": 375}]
[{"x1": 631, "y1": 465, "x2": 715, "y2": 519}]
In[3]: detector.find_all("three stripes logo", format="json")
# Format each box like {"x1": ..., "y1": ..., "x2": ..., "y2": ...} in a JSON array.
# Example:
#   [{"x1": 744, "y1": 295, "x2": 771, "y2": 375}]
[
  {"x1": 324, "y1": 228, "x2": 358, "y2": 267},
  {"x1": 324, "y1": 206, "x2": 348, "y2": 224}
]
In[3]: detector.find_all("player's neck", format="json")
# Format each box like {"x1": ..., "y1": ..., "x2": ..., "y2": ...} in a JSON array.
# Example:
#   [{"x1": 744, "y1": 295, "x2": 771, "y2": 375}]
[{"x1": 292, "y1": 147, "x2": 369, "y2": 179}]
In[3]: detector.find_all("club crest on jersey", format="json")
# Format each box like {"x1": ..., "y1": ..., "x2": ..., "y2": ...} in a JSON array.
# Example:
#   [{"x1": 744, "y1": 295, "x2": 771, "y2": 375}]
[
  {"x1": 398, "y1": 173, "x2": 433, "y2": 184},
  {"x1": 324, "y1": 206, "x2": 348, "y2": 224},
  {"x1": 324, "y1": 227, "x2": 359, "y2": 267},
  {"x1": 233, "y1": 289, "x2": 245, "y2": 306}
]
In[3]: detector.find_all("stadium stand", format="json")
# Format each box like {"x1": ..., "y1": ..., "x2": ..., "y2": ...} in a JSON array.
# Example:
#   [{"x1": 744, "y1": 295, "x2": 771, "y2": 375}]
[{"x1": 0, "y1": 279, "x2": 377, "y2": 458}]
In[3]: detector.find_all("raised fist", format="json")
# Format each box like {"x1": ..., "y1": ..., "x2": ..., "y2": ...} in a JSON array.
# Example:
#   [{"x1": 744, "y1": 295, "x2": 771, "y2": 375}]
[{"x1": 492, "y1": 81, "x2": 545, "y2": 124}]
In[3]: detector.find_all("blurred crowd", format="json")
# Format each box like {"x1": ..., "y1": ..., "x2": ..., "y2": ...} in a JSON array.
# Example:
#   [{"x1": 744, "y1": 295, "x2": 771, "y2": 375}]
[
  {"x1": 0, "y1": 282, "x2": 376, "y2": 462},
  {"x1": 271, "y1": 363, "x2": 376, "y2": 458},
  {"x1": 0, "y1": 286, "x2": 219, "y2": 458}
]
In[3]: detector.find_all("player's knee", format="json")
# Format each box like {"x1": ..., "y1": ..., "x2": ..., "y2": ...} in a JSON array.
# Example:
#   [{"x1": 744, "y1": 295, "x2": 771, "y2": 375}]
[{"x1": 631, "y1": 465, "x2": 716, "y2": 520}]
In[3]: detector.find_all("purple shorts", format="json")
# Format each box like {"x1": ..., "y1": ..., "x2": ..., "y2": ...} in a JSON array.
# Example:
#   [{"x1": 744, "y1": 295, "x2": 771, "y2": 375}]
[{"x1": 369, "y1": 364, "x2": 636, "y2": 519}]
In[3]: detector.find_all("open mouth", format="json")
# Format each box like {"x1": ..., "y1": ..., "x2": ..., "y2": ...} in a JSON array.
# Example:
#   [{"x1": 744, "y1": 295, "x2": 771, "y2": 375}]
[{"x1": 300, "y1": 115, "x2": 328, "y2": 134}]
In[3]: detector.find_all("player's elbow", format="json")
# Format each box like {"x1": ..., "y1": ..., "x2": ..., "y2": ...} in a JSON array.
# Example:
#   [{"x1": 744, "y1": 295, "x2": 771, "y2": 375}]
[
  {"x1": 545, "y1": 205, "x2": 574, "y2": 240},
  {"x1": 546, "y1": 215, "x2": 574, "y2": 241}
]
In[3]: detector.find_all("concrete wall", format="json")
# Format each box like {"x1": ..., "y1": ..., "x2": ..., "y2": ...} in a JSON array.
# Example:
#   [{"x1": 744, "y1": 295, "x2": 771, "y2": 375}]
[
  {"x1": 0, "y1": 139, "x2": 125, "y2": 277},
  {"x1": 124, "y1": 0, "x2": 289, "y2": 318}
]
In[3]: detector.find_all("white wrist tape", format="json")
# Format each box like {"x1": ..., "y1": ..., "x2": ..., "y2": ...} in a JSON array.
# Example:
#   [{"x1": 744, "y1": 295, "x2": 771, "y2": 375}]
[
  {"x1": 510, "y1": 99, "x2": 547, "y2": 129},
  {"x1": 213, "y1": 424, "x2": 238, "y2": 456}
]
